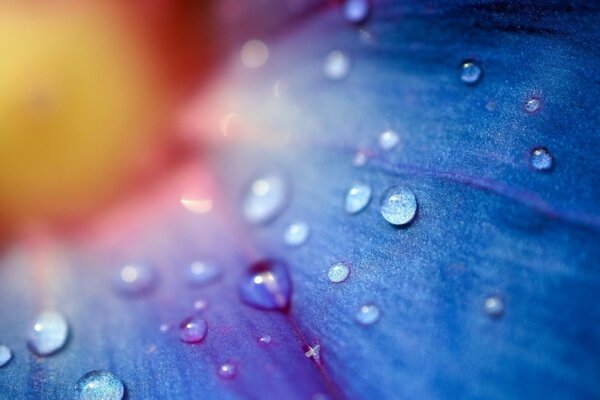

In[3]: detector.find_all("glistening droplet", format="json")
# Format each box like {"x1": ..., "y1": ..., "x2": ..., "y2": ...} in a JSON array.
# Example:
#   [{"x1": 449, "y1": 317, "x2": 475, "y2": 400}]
[
  {"x1": 113, "y1": 262, "x2": 156, "y2": 295},
  {"x1": 380, "y1": 186, "x2": 418, "y2": 226},
  {"x1": 328, "y1": 263, "x2": 350, "y2": 283},
  {"x1": 324, "y1": 50, "x2": 350, "y2": 80},
  {"x1": 187, "y1": 260, "x2": 221, "y2": 286},
  {"x1": 239, "y1": 260, "x2": 292, "y2": 312},
  {"x1": 243, "y1": 174, "x2": 288, "y2": 225},
  {"x1": 345, "y1": 183, "x2": 372, "y2": 214},
  {"x1": 217, "y1": 362, "x2": 238, "y2": 380},
  {"x1": 378, "y1": 130, "x2": 400, "y2": 151},
  {"x1": 529, "y1": 147, "x2": 553, "y2": 171},
  {"x1": 484, "y1": 295, "x2": 504, "y2": 318},
  {"x1": 0, "y1": 345, "x2": 12, "y2": 367},
  {"x1": 75, "y1": 370, "x2": 124, "y2": 400},
  {"x1": 27, "y1": 311, "x2": 69, "y2": 356},
  {"x1": 524, "y1": 96, "x2": 541, "y2": 114},
  {"x1": 460, "y1": 61, "x2": 482, "y2": 85},
  {"x1": 355, "y1": 304, "x2": 381, "y2": 325},
  {"x1": 342, "y1": 0, "x2": 370, "y2": 24},
  {"x1": 179, "y1": 317, "x2": 208, "y2": 344}
]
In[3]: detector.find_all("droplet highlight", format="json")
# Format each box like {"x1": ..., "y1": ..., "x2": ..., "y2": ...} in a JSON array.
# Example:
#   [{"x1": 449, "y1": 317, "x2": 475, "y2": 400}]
[
  {"x1": 187, "y1": 260, "x2": 221, "y2": 286},
  {"x1": 328, "y1": 263, "x2": 350, "y2": 283},
  {"x1": 113, "y1": 262, "x2": 156, "y2": 295},
  {"x1": 259, "y1": 334, "x2": 272, "y2": 345},
  {"x1": 529, "y1": 147, "x2": 553, "y2": 171},
  {"x1": 75, "y1": 370, "x2": 124, "y2": 400},
  {"x1": 342, "y1": 0, "x2": 370, "y2": 24},
  {"x1": 484, "y1": 296, "x2": 504, "y2": 318},
  {"x1": 217, "y1": 362, "x2": 238, "y2": 380},
  {"x1": 380, "y1": 186, "x2": 418, "y2": 226},
  {"x1": 179, "y1": 317, "x2": 208, "y2": 344},
  {"x1": 27, "y1": 311, "x2": 69, "y2": 356},
  {"x1": 460, "y1": 61, "x2": 482, "y2": 85},
  {"x1": 355, "y1": 304, "x2": 381, "y2": 325},
  {"x1": 524, "y1": 96, "x2": 541, "y2": 114},
  {"x1": 378, "y1": 130, "x2": 400, "y2": 151},
  {"x1": 345, "y1": 183, "x2": 372, "y2": 214},
  {"x1": 239, "y1": 260, "x2": 292, "y2": 312},
  {"x1": 243, "y1": 174, "x2": 288, "y2": 225},
  {"x1": 0, "y1": 345, "x2": 12, "y2": 367},
  {"x1": 284, "y1": 221, "x2": 311, "y2": 247},
  {"x1": 324, "y1": 50, "x2": 350, "y2": 81}
]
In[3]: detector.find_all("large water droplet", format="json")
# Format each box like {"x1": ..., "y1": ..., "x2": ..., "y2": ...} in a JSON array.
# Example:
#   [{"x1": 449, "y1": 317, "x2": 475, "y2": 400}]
[
  {"x1": 484, "y1": 295, "x2": 504, "y2": 318},
  {"x1": 460, "y1": 61, "x2": 482, "y2": 85},
  {"x1": 27, "y1": 311, "x2": 69, "y2": 356},
  {"x1": 187, "y1": 260, "x2": 221, "y2": 286},
  {"x1": 343, "y1": 0, "x2": 370, "y2": 24},
  {"x1": 529, "y1": 147, "x2": 553, "y2": 171},
  {"x1": 284, "y1": 221, "x2": 311, "y2": 247},
  {"x1": 75, "y1": 370, "x2": 124, "y2": 400},
  {"x1": 113, "y1": 262, "x2": 156, "y2": 295},
  {"x1": 524, "y1": 96, "x2": 541, "y2": 114},
  {"x1": 179, "y1": 317, "x2": 208, "y2": 344},
  {"x1": 324, "y1": 50, "x2": 350, "y2": 81},
  {"x1": 355, "y1": 304, "x2": 381, "y2": 325},
  {"x1": 345, "y1": 183, "x2": 372, "y2": 214},
  {"x1": 239, "y1": 260, "x2": 292, "y2": 311},
  {"x1": 328, "y1": 263, "x2": 350, "y2": 283},
  {"x1": 380, "y1": 186, "x2": 418, "y2": 226},
  {"x1": 243, "y1": 174, "x2": 288, "y2": 225},
  {"x1": 378, "y1": 130, "x2": 400, "y2": 151},
  {"x1": 0, "y1": 345, "x2": 12, "y2": 367},
  {"x1": 217, "y1": 362, "x2": 238, "y2": 380}
]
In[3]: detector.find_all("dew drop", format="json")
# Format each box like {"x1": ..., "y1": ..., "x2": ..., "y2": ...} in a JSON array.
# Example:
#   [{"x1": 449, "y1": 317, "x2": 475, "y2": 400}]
[
  {"x1": 240, "y1": 39, "x2": 269, "y2": 69},
  {"x1": 324, "y1": 50, "x2": 350, "y2": 81},
  {"x1": 159, "y1": 323, "x2": 171, "y2": 333},
  {"x1": 378, "y1": 130, "x2": 400, "y2": 151},
  {"x1": 243, "y1": 174, "x2": 288, "y2": 225},
  {"x1": 259, "y1": 334, "x2": 272, "y2": 345},
  {"x1": 529, "y1": 147, "x2": 553, "y2": 171},
  {"x1": 27, "y1": 311, "x2": 69, "y2": 356},
  {"x1": 460, "y1": 61, "x2": 482, "y2": 85},
  {"x1": 345, "y1": 183, "x2": 372, "y2": 214},
  {"x1": 283, "y1": 221, "x2": 311, "y2": 247},
  {"x1": 352, "y1": 150, "x2": 369, "y2": 167},
  {"x1": 484, "y1": 295, "x2": 504, "y2": 318},
  {"x1": 0, "y1": 345, "x2": 12, "y2": 367},
  {"x1": 342, "y1": 0, "x2": 370, "y2": 24},
  {"x1": 75, "y1": 370, "x2": 124, "y2": 400},
  {"x1": 380, "y1": 186, "x2": 418, "y2": 226},
  {"x1": 355, "y1": 304, "x2": 381, "y2": 325},
  {"x1": 113, "y1": 262, "x2": 156, "y2": 295},
  {"x1": 328, "y1": 263, "x2": 350, "y2": 283},
  {"x1": 187, "y1": 260, "x2": 221, "y2": 286},
  {"x1": 305, "y1": 344, "x2": 321, "y2": 360},
  {"x1": 179, "y1": 317, "x2": 208, "y2": 344},
  {"x1": 524, "y1": 96, "x2": 541, "y2": 114},
  {"x1": 239, "y1": 260, "x2": 292, "y2": 312},
  {"x1": 217, "y1": 362, "x2": 238, "y2": 380}
]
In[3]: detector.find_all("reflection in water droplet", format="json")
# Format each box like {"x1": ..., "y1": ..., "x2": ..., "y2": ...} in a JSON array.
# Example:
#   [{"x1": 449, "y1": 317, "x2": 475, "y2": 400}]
[
  {"x1": 0, "y1": 345, "x2": 12, "y2": 367},
  {"x1": 324, "y1": 50, "x2": 350, "y2": 80},
  {"x1": 460, "y1": 61, "x2": 482, "y2": 85},
  {"x1": 27, "y1": 311, "x2": 69, "y2": 356},
  {"x1": 75, "y1": 370, "x2": 124, "y2": 400},
  {"x1": 345, "y1": 183, "x2": 372, "y2": 214},
  {"x1": 378, "y1": 130, "x2": 400, "y2": 151},
  {"x1": 179, "y1": 317, "x2": 208, "y2": 344},
  {"x1": 524, "y1": 96, "x2": 541, "y2": 114},
  {"x1": 355, "y1": 304, "x2": 381, "y2": 325},
  {"x1": 187, "y1": 261, "x2": 221, "y2": 286},
  {"x1": 240, "y1": 40, "x2": 269, "y2": 69},
  {"x1": 343, "y1": 0, "x2": 370, "y2": 24},
  {"x1": 484, "y1": 296, "x2": 504, "y2": 318},
  {"x1": 217, "y1": 362, "x2": 238, "y2": 380},
  {"x1": 113, "y1": 262, "x2": 156, "y2": 295},
  {"x1": 529, "y1": 147, "x2": 553, "y2": 171},
  {"x1": 259, "y1": 334, "x2": 272, "y2": 345},
  {"x1": 328, "y1": 263, "x2": 350, "y2": 283},
  {"x1": 243, "y1": 174, "x2": 288, "y2": 225},
  {"x1": 284, "y1": 221, "x2": 311, "y2": 247},
  {"x1": 380, "y1": 186, "x2": 418, "y2": 226},
  {"x1": 352, "y1": 150, "x2": 369, "y2": 167},
  {"x1": 239, "y1": 260, "x2": 292, "y2": 311}
]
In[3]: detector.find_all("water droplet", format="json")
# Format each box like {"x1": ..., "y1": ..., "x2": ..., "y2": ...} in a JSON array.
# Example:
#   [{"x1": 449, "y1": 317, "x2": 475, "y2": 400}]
[
  {"x1": 217, "y1": 362, "x2": 238, "y2": 380},
  {"x1": 343, "y1": 0, "x2": 370, "y2": 24},
  {"x1": 187, "y1": 260, "x2": 221, "y2": 286},
  {"x1": 239, "y1": 260, "x2": 292, "y2": 312},
  {"x1": 345, "y1": 183, "x2": 372, "y2": 214},
  {"x1": 460, "y1": 61, "x2": 482, "y2": 85},
  {"x1": 159, "y1": 323, "x2": 171, "y2": 333},
  {"x1": 27, "y1": 311, "x2": 69, "y2": 356},
  {"x1": 305, "y1": 344, "x2": 321, "y2": 360},
  {"x1": 324, "y1": 50, "x2": 350, "y2": 81},
  {"x1": 352, "y1": 150, "x2": 369, "y2": 167},
  {"x1": 240, "y1": 39, "x2": 269, "y2": 69},
  {"x1": 380, "y1": 186, "x2": 418, "y2": 226},
  {"x1": 0, "y1": 345, "x2": 12, "y2": 367},
  {"x1": 355, "y1": 304, "x2": 381, "y2": 325},
  {"x1": 113, "y1": 262, "x2": 156, "y2": 295},
  {"x1": 378, "y1": 130, "x2": 400, "y2": 151},
  {"x1": 524, "y1": 96, "x2": 541, "y2": 114},
  {"x1": 484, "y1": 296, "x2": 504, "y2": 318},
  {"x1": 529, "y1": 147, "x2": 553, "y2": 171},
  {"x1": 284, "y1": 221, "x2": 310, "y2": 247},
  {"x1": 75, "y1": 370, "x2": 124, "y2": 400},
  {"x1": 243, "y1": 174, "x2": 288, "y2": 225},
  {"x1": 328, "y1": 263, "x2": 350, "y2": 283},
  {"x1": 179, "y1": 317, "x2": 208, "y2": 344},
  {"x1": 259, "y1": 334, "x2": 272, "y2": 345}
]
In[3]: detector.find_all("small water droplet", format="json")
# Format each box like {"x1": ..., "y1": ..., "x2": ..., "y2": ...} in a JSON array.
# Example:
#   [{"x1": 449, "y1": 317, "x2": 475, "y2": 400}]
[
  {"x1": 284, "y1": 221, "x2": 311, "y2": 247},
  {"x1": 0, "y1": 345, "x2": 12, "y2": 367},
  {"x1": 217, "y1": 362, "x2": 238, "y2": 380},
  {"x1": 187, "y1": 260, "x2": 221, "y2": 286},
  {"x1": 345, "y1": 183, "x2": 372, "y2": 214},
  {"x1": 460, "y1": 61, "x2": 482, "y2": 85},
  {"x1": 380, "y1": 186, "x2": 418, "y2": 226},
  {"x1": 305, "y1": 344, "x2": 321, "y2": 360},
  {"x1": 355, "y1": 304, "x2": 381, "y2": 325},
  {"x1": 243, "y1": 174, "x2": 288, "y2": 225},
  {"x1": 529, "y1": 147, "x2": 553, "y2": 171},
  {"x1": 328, "y1": 263, "x2": 350, "y2": 283},
  {"x1": 159, "y1": 323, "x2": 171, "y2": 333},
  {"x1": 179, "y1": 317, "x2": 208, "y2": 344},
  {"x1": 342, "y1": 0, "x2": 370, "y2": 24},
  {"x1": 113, "y1": 262, "x2": 156, "y2": 295},
  {"x1": 240, "y1": 39, "x2": 269, "y2": 69},
  {"x1": 352, "y1": 150, "x2": 369, "y2": 167},
  {"x1": 324, "y1": 50, "x2": 350, "y2": 80},
  {"x1": 259, "y1": 334, "x2": 272, "y2": 345},
  {"x1": 524, "y1": 96, "x2": 541, "y2": 114},
  {"x1": 75, "y1": 370, "x2": 124, "y2": 400},
  {"x1": 194, "y1": 299, "x2": 209, "y2": 311},
  {"x1": 239, "y1": 260, "x2": 292, "y2": 312},
  {"x1": 378, "y1": 130, "x2": 400, "y2": 151},
  {"x1": 484, "y1": 296, "x2": 504, "y2": 318},
  {"x1": 27, "y1": 311, "x2": 69, "y2": 356}
]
